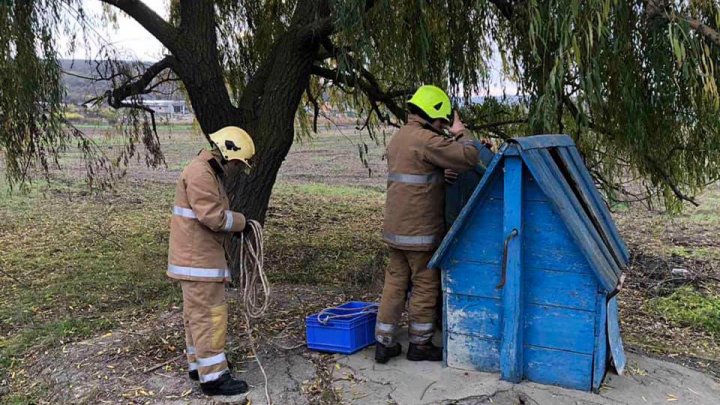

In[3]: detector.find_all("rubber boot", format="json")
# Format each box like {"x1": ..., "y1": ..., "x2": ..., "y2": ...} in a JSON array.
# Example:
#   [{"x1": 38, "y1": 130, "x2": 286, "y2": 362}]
[
  {"x1": 407, "y1": 342, "x2": 443, "y2": 362},
  {"x1": 189, "y1": 360, "x2": 233, "y2": 381},
  {"x1": 200, "y1": 372, "x2": 249, "y2": 396},
  {"x1": 374, "y1": 342, "x2": 402, "y2": 364}
]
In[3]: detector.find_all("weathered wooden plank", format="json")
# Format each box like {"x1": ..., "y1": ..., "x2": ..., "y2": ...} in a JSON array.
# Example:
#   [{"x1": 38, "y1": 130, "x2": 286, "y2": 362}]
[
  {"x1": 537, "y1": 148, "x2": 620, "y2": 286},
  {"x1": 429, "y1": 149, "x2": 506, "y2": 270},
  {"x1": 444, "y1": 262, "x2": 502, "y2": 299},
  {"x1": 593, "y1": 291, "x2": 608, "y2": 392},
  {"x1": 556, "y1": 147, "x2": 627, "y2": 274},
  {"x1": 519, "y1": 149, "x2": 617, "y2": 291},
  {"x1": 524, "y1": 345, "x2": 593, "y2": 391},
  {"x1": 446, "y1": 333, "x2": 501, "y2": 372},
  {"x1": 524, "y1": 267, "x2": 597, "y2": 311},
  {"x1": 451, "y1": 198, "x2": 504, "y2": 264},
  {"x1": 512, "y1": 135, "x2": 577, "y2": 150},
  {"x1": 523, "y1": 219, "x2": 593, "y2": 274},
  {"x1": 446, "y1": 293, "x2": 502, "y2": 339},
  {"x1": 500, "y1": 155, "x2": 524, "y2": 382},
  {"x1": 607, "y1": 296, "x2": 626, "y2": 375},
  {"x1": 565, "y1": 147, "x2": 630, "y2": 263},
  {"x1": 522, "y1": 170, "x2": 549, "y2": 202},
  {"x1": 524, "y1": 303, "x2": 596, "y2": 354}
]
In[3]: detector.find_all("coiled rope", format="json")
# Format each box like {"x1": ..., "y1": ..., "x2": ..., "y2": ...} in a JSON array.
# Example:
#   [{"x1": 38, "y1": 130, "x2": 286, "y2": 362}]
[
  {"x1": 234, "y1": 219, "x2": 271, "y2": 404},
  {"x1": 316, "y1": 303, "x2": 379, "y2": 324},
  {"x1": 238, "y1": 219, "x2": 271, "y2": 319}
]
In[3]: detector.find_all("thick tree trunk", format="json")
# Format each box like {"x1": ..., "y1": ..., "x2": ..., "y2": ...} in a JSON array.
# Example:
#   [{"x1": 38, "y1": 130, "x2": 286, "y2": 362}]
[
  {"x1": 164, "y1": 0, "x2": 330, "y2": 278},
  {"x1": 224, "y1": 1, "x2": 330, "y2": 223}
]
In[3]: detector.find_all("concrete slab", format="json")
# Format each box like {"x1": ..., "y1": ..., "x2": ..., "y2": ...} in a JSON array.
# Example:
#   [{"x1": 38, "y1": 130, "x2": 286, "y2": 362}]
[{"x1": 330, "y1": 332, "x2": 720, "y2": 405}]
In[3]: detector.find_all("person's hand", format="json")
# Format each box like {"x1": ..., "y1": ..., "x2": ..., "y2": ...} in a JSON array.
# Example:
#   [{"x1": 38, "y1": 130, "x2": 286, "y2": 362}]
[
  {"x1": 448, "y1": 111, "x2": 466, "y2": 137},
  {"x1": 480, "y1": 138, "x2": 493, "y2": 149},
  {"x1": 444, "y1": 169, "x2": 459, "y2": 184}
]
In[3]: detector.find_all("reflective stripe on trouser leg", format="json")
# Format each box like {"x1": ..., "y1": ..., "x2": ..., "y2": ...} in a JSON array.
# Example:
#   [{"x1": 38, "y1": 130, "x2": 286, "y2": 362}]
[
  {"x1": 375, "y1": 322, "x2": 398, "y2": 346},
  {"x1": 377, "y1": 248, "x2": 411, "y2": 345},
  {"x1": 409, "y1": 322, "x2": 435, "y2": 344},
  {"x1": 181, "y1": 280, "x2": 229, "y2": 383},
  {"x1": 406, "y1": 250, "x2": 438, "y2": 344}
]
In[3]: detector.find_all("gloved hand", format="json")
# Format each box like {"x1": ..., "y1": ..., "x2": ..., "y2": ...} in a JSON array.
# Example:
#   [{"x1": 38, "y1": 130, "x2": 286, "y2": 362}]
[
  {"x1": 444, "y1": 169, "x2": 459, "y2": 185},
  {"x1": 448, "y1": 111, "x2": 466, "y2": 137}
]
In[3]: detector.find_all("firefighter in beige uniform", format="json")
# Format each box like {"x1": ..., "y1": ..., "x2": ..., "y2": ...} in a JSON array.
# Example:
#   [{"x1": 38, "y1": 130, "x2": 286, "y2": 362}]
[
  {"x1": 167, "y1": 126, "x2": 254, "y2": 396},
  {"x1": 376, "y1": 85, "x2": 494, "y2": 363}
]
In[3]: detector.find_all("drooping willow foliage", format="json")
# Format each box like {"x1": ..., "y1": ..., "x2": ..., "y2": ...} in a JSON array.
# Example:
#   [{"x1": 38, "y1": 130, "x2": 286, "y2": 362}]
[{"x1": 1, "y1": 0, "x2": 719, "y2": 209}]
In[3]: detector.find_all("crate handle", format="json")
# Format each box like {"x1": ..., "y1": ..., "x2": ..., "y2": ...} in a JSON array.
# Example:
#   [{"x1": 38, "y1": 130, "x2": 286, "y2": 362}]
[{"x1": 496, "y1": 229, "x2": 519, "y2": 289}]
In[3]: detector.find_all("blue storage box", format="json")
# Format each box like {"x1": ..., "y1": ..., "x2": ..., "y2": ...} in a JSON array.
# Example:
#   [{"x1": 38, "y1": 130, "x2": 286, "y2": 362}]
[{"x1": 306, "y1": 301, "x2": 377, "y2": 354}]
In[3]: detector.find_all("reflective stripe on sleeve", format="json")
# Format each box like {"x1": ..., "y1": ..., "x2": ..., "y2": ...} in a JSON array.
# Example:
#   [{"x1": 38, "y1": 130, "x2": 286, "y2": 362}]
[
  {"x1": 382, "y1": 232, "x2": 439, "y2": 246},
  {"x1": 173, "y1": 206, "x2": 197, "y2": 219},
  {"x1": 223, "y1": 210, "x2": 234, "y2": 231},
  {"x1": 188, "y1": 362, "x2": 198, "y2": 371},
  {"x1": 168, "y1": 264, "x2": 228, "y2": 279},
  {"x1": 387, "y1": 172, "x2": 443, "y2": 185},
  {"x1": 187, "y1": 346, "x2": 196, "y2": 355},
  {"x1": 196, "y1": 352, "x2": 227, "y2": 368}
]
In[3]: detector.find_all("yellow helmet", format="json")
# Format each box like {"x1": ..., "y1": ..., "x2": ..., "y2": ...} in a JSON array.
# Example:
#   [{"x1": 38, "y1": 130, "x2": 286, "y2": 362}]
[
  {"x1": 209, "y1": 126, "x2": 256, "y2": 166},
  {"x1": 407, "y1": 85, "x2": 452, "y2": 122}
]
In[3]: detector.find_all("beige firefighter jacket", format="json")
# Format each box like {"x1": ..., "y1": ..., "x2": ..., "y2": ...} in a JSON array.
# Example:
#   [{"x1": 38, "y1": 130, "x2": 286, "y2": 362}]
[
  {"x1": 382, "y1": 114, "x2": 482, "y2": 251},
  {"x1": 167, "y1": 149, "x2": 246, "y2": 282}
]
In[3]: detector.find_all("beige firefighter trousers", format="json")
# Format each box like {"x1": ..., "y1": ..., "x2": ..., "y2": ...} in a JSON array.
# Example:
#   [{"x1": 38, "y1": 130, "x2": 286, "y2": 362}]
[
  {"x1": 181, "y1": 280, "x2": 230, "y2": 383},
  {"x1": 376, "y1": 248, "x2": 439, "y2": 346}
]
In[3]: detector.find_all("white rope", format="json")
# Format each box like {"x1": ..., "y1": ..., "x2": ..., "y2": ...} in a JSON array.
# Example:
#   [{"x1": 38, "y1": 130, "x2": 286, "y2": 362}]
[
  {"x1": 239, "y1": 220, "x2": 271, "y2": 318},
  {"x1": 316, "y1": 303, "x2": 379, "y2": 324},
  {"x1": 235, "y1": 219, "x2": 271, "y2": 404}
]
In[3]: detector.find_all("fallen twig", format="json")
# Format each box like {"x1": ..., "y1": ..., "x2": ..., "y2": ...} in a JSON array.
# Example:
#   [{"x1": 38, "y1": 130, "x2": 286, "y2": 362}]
[
  {"x1": 143, "y1": 354, "x2": 184, "y2": 373},
  {"x1": 420, "y1": 380, "x2": 437, "y2": 401}
]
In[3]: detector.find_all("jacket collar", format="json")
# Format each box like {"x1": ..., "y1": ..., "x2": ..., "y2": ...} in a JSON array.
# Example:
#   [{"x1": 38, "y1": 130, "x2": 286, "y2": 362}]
[
  {"x1": 199, "y1": 149, "x2": 226, "y2": 176},
  {"x1": 407, "y1": 114, "x2": 446, "y2": 137}
]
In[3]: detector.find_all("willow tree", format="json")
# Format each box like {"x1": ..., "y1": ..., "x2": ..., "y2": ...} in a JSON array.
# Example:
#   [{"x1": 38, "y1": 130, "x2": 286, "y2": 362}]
[{"x1": 2, "y1": 0, "x2": 720, "y2": 221}]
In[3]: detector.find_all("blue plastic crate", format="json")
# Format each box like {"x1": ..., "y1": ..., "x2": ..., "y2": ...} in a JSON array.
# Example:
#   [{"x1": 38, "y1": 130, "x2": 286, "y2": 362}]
[{"x1": 306, "y1": 301, "x2": 377, "y2": 354}]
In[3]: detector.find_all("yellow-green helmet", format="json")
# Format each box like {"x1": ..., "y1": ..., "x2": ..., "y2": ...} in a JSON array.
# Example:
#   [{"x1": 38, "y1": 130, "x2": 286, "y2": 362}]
[{"x1": 407, "y1": 85, "x2": 452, "y2": 122}]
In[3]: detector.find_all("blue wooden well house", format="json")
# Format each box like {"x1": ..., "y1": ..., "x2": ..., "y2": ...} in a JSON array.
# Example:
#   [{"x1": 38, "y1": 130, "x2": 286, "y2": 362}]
[{"x1": 429, "y1": 135, "x2": 628, "y2": 392}]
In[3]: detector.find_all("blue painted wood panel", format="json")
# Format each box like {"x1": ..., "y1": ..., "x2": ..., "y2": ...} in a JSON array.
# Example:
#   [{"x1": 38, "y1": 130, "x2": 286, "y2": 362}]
[
  {"x1": 564, "y1": 147, "x2": 630, "y2": 263},
  {"x1": 522, "y1": 170, "x2": 549, "y2": 202},
  {"x1": 607, "y1": 296, "x2": 627, "y2": 374},
  {"x1": 500, "y1": 156, "x2": 524, "y2": 382},
  {"x1": 444, "y1": 261, "x2": 502, "y2": 299},
  {"x1": 450, "y1": 197, "x2": 504, "y2": 265},
  {"x1": 446, "y1": 293, "x2": 502, "y2": 339},
  {"x1": 524, "y1": 346, "x2": 593, "y2": 390},
  {"x1": 525, "y1": 267, "x2": 597, "y2": 311},
  {"x1": 523, "y1": 202, "x2": 593, "y2": 274},
  {"x1": 523, "y1": 303, "x2": 596, "y2": 354},
  {"x1": 446, "y1": 333, "x2": 500, "y2": 372},
  {"x1": 593, "y1": 292, "x2": 608, "y2": 391},
  {"x1": 520, "y1": 149, "x2": 617, "y2": 290}
]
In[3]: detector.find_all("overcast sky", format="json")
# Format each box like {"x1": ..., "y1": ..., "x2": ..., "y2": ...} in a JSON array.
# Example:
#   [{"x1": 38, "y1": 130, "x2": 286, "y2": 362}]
[{"x1": 65, "y1": 0, "x2": 517, "y2": 96}]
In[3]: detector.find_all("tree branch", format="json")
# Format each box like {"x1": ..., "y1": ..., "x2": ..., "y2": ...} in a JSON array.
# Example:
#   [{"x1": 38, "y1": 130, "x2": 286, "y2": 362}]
[
  {"x1": 100, "y1": 0, "x2": 181, "y2": 53},
  {"x1": 311, "y1": 65, "x2": 409, "y2": 124},
  {"x1": 647, "y1": 0, "x2": 720, "y2": 47},
  {"x1": 106, "y1": 56, "x2": 174, "y2": 108}
]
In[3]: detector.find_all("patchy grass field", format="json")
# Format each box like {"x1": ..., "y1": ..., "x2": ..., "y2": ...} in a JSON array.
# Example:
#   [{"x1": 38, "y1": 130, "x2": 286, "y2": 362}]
[{"x1": 0, "y1": 126, "x2": 719, "y2": 403}]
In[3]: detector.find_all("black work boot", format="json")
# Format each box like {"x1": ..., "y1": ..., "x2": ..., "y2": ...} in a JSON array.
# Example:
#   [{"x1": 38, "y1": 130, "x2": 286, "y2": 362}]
[
  {"x1": 200, "y1": 372, "x2": 249, "y2": 396},
  {"x1": 189, "y1": 360, "x2": 233, "y2": 381},
  {"x1": 374, "y1": 342, "x2": 402, "y2": 364},
  {"x1": 407, "y1": 342, "x2": 443, "y2": 361}
]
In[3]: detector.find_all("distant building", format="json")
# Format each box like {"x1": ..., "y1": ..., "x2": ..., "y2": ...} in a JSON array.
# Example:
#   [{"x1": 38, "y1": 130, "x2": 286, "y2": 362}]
[{"x1": 141, "y1": 99, "x2": 192, "y2": 116}]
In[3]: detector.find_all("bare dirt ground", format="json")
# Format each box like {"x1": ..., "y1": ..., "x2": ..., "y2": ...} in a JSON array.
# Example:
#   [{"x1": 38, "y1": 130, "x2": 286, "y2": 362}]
[{"x1": 2, "y1": 125, "x2": 719, "y2": 404}]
